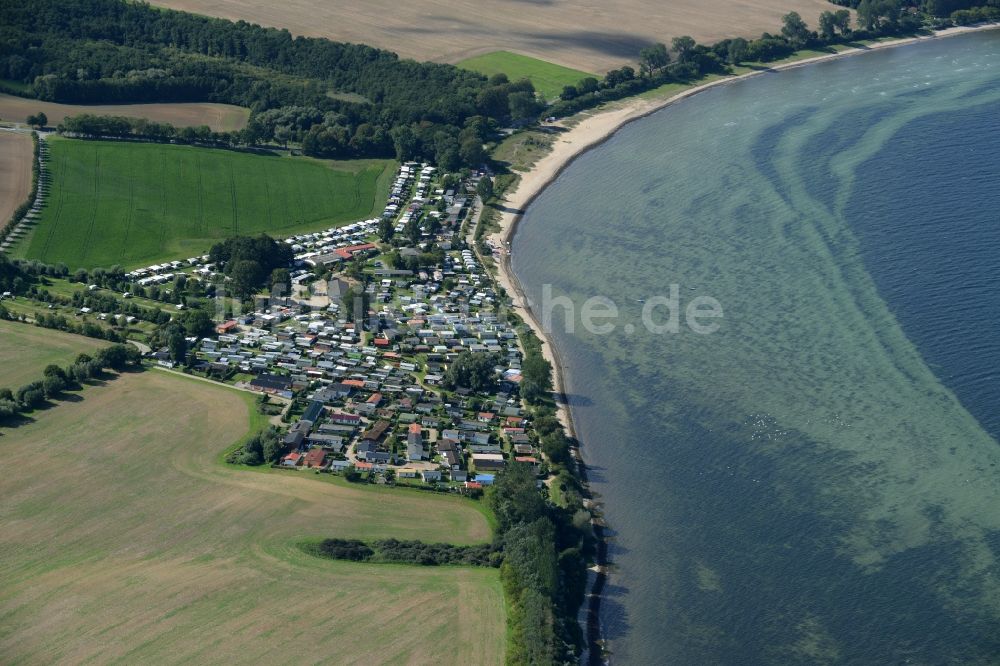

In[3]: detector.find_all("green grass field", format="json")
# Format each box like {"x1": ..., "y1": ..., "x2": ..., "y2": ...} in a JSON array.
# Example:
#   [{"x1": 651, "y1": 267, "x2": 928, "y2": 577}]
[
  {"x1": 457, "y1": 51, "x2": 595, "y2": 100},
  {"x1": 0, "y1": 370, "x2": 504, "y2": 663},
  {"x1": 17, "y1": 138, "x2": 395, "y2": 269},
  {"x1": 0, "y1": 318, "x2": 108, "y2": 389}
]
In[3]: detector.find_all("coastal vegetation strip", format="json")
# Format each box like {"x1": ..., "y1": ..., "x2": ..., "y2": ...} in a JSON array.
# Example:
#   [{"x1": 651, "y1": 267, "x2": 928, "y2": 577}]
[
  {"x1": 15, "y1": 137, "x2": 394, "y2": 270},
  {"x1": 0, "y1": 369, "x2": 503, "y2": 663}
]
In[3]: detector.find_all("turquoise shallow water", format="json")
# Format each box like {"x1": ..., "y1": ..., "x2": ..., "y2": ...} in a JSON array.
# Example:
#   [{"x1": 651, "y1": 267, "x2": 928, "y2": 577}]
[{"x1": 512, "y1": 32, "x2": 1000, "y2": 664}]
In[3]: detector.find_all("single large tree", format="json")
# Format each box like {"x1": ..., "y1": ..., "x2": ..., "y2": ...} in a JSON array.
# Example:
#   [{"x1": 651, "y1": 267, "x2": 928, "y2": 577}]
[
  {"x1": 672, "y1": 36, "x2": 697, "y2": 64},
  {"x1": 727, "y1": 38, "x2": 750, "y2": 65},
  {"x1": 228, "y1": 259, "x2": 264, "y2": 301},
  {"x1": 818, "y1": 11, "x2": 838, "y2": 41},
  {"x1": 26, "y1": 111, "x2": 47, "y2": 128},
  {"x1": 476, "y1": 176, "x2": 494, "y2": 202},
  {"x1": 639, "y1": 42, "x2": 670, "y2": 77},
  {"x1": 167, "y1": 326, "x2": 188, "y2": 364},
  {"x1": 444, "y1": 351, "x2": 498, "y2": 392},
  {"x1": 781, "y1": 12, "x2": 811, "y2": 47}
]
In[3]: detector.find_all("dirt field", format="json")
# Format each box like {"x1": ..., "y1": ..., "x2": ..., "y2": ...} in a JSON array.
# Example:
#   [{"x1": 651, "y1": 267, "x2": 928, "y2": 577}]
[
  {"x1": 0, "y1": 93, "x2": 250, "y2": 131},
  {"x1": 0, "y1": 131, "x2": 32, "y2": 225},
  {"x1": 0, "y1": 371, "x2": 504, "y2": 664},
  {"x1": 0, "y1": 319, "x2": 109, "y2": 390},
  {"x1": 151, "y1": 0, "x2": 837, "y2": 72}
]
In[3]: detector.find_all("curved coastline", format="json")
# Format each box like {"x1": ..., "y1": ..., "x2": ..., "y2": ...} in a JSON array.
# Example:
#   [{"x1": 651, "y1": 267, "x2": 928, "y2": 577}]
[{"x1": 488, "y1": 20, "x2": 1000, "y2": 664}]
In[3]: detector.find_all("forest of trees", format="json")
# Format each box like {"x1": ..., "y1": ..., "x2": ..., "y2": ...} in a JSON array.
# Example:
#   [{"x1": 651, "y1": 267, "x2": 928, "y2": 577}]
[
  {"x1": 487, "y1": 463, "x2": 590, "y2": 663},
  {"x1": 208, "y1": 234, "x2": 293, "y2": 300},
  {"x1": 0, "y1": 0, "x2": 543, "y2": 167},
  {"x1": 4, "y1": 0, "x2": 995, "y2": 163},
  {"x1": 443, "y1": 351, "x2": 500, "y2": 393}
]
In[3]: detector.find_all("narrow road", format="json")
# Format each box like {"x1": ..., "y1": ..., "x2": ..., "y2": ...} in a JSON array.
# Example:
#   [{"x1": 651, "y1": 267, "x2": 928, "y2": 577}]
[{"x1": 151, "y1": 365, "x2": 287, "y2": 402}]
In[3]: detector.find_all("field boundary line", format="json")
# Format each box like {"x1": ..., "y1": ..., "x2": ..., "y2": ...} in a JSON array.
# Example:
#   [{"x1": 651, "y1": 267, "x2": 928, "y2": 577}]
[
  {"x1": 158, "y1": 152, "x2": 169, "y2": 252},
  {"x1": 264, "y1": 169, "x2": 274, "y2": 230},
  {"x1": 196, "y1": 152, "x2": 205, "y2": 236},
  {"x1": 78, "y1": 145, "x2": 101, "y2": 264},
  {"x1": 228, "y1": 160, "x2": 238, "y2": 236},
  {"x1": 119, "y1": 167, "x2": 135, "y2": 260},
  {"x1": 38, "y1": 151, "x2": 67, "y2": 263}
]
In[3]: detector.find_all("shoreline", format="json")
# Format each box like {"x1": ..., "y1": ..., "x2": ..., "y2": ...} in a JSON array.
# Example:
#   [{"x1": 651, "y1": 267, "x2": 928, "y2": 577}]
[{"x1": 486, "y1": 20, "x2": 1000, "y2": 664}]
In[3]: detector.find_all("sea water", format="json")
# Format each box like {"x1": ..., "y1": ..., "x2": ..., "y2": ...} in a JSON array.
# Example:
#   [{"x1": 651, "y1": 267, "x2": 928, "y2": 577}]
[{"x1": 512, "y1": 31, "x2": 1000, "y2": 664}]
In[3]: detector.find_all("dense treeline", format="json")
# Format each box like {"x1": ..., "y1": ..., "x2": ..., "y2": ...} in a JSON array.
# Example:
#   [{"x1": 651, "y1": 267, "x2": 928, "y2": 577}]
[
  {"x1": 494, "y1": 312, "x2": 596, "y2": 662},
  {"x1": 30, "y1": 311, "x2": 125, "y2": 342},
  {"x1": 0, "y1": 255, "x2": 174, "y2": 327},
  {"x1": 0, "y1": 0, "x2": 540, "y2": 166},
  {"x1": 831, "y1": 0, "x2": 999, "y2": 17},
  {"x1": 487, "y1": 463, "x2": 590, "y2": 663},
  {"x1": 518, "y1": 323, "x2": 554, "y2": 405},
  {"x1": 0, "y1": 254, "x2": 67, "y2": 297},
  {"x1": 59, "y1": 113, "x2": 231, "y2": 145},
  {"x1": 312, "y1": 538, "x2": 498, "y2": 567},
  {"x1": 0, "y1": 342, "x2": 141, "y2": 419}
]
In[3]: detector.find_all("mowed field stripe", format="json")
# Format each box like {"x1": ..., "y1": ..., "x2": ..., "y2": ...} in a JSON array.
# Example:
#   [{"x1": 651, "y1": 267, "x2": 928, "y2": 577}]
[
  {"x1": 119, "y1": 168, "x2": 135, "y2": 260},
  {"x1": 226, "y1": 159, "x2": 237, "y2": 237},
  {"x1": 196, "y1": 152, "x2": 205, "y2": 236},
  {"x1": 78, "y1": 147, "x2": 101, "y2": 264},
  {"x1": 36, "y1": 151, "x2": 68, "y2": 264},
  {"x1": 26, "y1": 139, "x2": 394, "y2": 269}
]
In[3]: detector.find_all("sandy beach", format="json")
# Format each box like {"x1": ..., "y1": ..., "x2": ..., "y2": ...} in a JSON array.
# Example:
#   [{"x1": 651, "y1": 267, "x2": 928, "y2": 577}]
[{"x1": 489, "y1": 21, "x2": 1000, "y2": 434}]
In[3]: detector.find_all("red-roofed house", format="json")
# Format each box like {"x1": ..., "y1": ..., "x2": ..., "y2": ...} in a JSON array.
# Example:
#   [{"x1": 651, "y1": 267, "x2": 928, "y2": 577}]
[
  {"x1": 330, "y1": 412, "x2": 362, "y2": 426},
  {"x1": 515, "y1": 456, "x2": 540, "y2": 471},
  {"x1": 304, "y1": 448, "x2": 326, "y2": 468},
  {"x1": 281, "y1": 452, "x2": 302, "y2": 467},
  {"x1": 334, "y1": 243, "x2": 377, "y2": 260}
]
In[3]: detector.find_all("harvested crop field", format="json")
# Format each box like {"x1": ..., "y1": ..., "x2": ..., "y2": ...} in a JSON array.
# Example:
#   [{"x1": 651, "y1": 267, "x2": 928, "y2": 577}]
[
  {"x1": 0, "y1": 93, "x2": 250, "y2": 131},
  {"x1": 0, "y1": 131, "x2": 32, "y2": 226},
  {"x1": 17, "y1": 137, "x2": 395, "y2": 269},
  {"x1": 151, "y1": 0, "x2": 836, "y2": 73},
  {"x1": 0, "y1": 319, "x2": 109, "y2": 389},
  {"x1": 0, "y1": 370, "x2": 504, "y2": 664}
]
